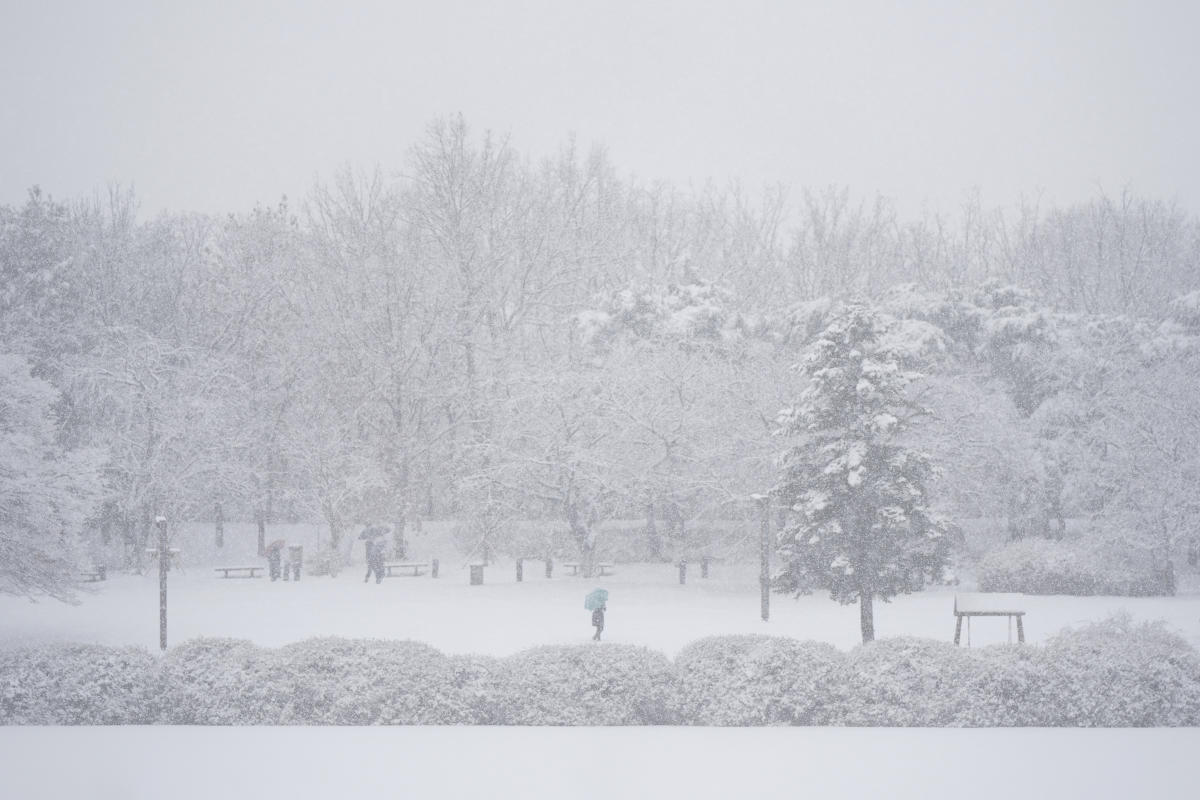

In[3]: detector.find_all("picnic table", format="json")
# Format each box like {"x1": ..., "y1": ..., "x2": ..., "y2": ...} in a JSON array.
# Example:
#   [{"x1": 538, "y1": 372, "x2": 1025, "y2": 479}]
[
  {"x1": 81, "y1": 566, "x2": 107, "y2": 582},
  {"x1": 214, "y1": 566, "x2": 263, "y2": 579},
  {"x1": 383, "y1": 561, "x2": 429, "y2": 577},
  {"x1": 561, "y1": 562, "x2": 614, "y2": 576},
  {"x1": 953, "y1": 593, "x2": 1026, "y2": 645}
]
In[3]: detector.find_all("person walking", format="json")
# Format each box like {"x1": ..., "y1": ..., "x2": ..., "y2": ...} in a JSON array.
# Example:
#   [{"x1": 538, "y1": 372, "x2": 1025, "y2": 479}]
[
  {"x1": 363, "y1": 538, "x2": 376, "y2": 583},
  {"x1": 591, "y1": 604, "x2": 606, "y2": 641},
  {"x1": 265, "y1": 539, "x2": 285, "y2": 581},
  {"x1": 369, "y1": 535, "x2": 386, "y2": 584}
]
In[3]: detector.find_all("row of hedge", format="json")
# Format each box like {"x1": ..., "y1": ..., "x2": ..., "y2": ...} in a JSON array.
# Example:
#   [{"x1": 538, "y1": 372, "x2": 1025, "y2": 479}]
[
  {"x1": 977, "y1": 537, "x2": 1171, "y2": 596},
  {"x1": 4, "y1": 616, "x2": 1198, "y2": 726}
]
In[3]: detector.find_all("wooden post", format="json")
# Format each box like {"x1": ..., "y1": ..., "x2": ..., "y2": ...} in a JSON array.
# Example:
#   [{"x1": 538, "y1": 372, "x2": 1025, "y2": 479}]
[
  {"x1": 701, "y1": 556, "x2": 710, "y2": 579},
  {"x1": 954, "y1": 614, "x2": 963, "y2": 645},
  {"x1": 431, "y1": 558, "x2": 439, "y2": 579},
  {"x1": 678, "y1": 560, "x2": 687, "y2": 585},
  {"x1": 545, "y1": 556, "x2": 553, "y2": 579},
  {"x1": 156, "y1": 516, "x2": 168, "y2": 651},
  {"x1": 516, "y1": 558, "x2": 523, "y2": 582},
  {"x1": 755, "y1": 494, "x2": 770, "y2": 622},
  {"x1": 214, "y1": 502, "x2": 224, "y2": 548},
  {"x1": 1016, "y1": 615, "x2": 1025, "y2": 643}
]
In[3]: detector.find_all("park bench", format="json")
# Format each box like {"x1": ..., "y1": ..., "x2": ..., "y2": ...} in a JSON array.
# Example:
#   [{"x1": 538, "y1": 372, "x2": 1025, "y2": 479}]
[
  {"x1": 214, "y1": 566, "x2": 263, "y2": 579},
  {"x1": 953, "y1": 593, "x2": 1026, "y2": 645},
  {"x1": 81, "y1": 566, "x2": 107, "y2": 582},
  {"x1": 383, "y1": 561, "x2": 429, "y2": 577},
  {"x1": 561, "y1": 562, "x2": 614, "y2": 576}
]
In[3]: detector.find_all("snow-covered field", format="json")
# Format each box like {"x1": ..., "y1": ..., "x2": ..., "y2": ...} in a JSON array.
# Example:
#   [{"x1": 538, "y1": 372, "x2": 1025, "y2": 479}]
[
  {"x1": 1, "y1": 726, "x2": 1196, "y2": 800},
  {"x1": 3, "y1": 559, "x2": 1199, "y2": 655},
  {"x1": 5, "y1": 552, "x2": 1199, "y2": 799}
]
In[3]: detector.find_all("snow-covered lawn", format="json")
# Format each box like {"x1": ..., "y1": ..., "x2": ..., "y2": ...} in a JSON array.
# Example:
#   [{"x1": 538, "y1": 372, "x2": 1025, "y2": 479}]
[
  {"x1": 3, "y1": 561, "x2": 1199, "y2": 655},
  {"x1": 1, "y1": 726, "x2": 1196, "y2": 800},
  {"x1": 4, "y1": 558, "x2": 1198, "y2": 796}
]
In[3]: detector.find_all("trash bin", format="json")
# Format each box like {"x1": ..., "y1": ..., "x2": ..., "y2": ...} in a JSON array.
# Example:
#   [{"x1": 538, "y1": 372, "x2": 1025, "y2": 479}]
[{"x1": 469, "y1": 564, "x2": 484, "y2": 585}]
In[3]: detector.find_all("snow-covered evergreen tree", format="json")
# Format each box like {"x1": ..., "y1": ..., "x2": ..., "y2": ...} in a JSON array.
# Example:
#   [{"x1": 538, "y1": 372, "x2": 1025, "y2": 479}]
[{"x1": 775, "y1": 304, "x2": 952, "y2": 643}]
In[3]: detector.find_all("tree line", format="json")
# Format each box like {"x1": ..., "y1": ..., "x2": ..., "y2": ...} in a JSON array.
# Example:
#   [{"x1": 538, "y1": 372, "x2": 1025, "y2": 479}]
[{"x1": 2, "y1": 114, "x2": 1198, "y2": 611}]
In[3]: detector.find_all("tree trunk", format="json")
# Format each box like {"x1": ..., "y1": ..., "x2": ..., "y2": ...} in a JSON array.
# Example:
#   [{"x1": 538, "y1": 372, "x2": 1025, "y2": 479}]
[
  {"x1": 566, "y1": 500, "x2": 596, "y2": 577},
  {"x1": 214, "y1": 502, "x2": 224, "y2": 548},
  {"x1": 256, "y1": 509, "x2": 266, "y2": 556},
  {"x1": 393, "y1": 516, "x2": 408, "y2": 560},
  {"x1": 859, "y1": 590, "x2": 875, "y2": 643},
  {"x1": 645, "y1": 502, "x2": 663, "y2": 561}
]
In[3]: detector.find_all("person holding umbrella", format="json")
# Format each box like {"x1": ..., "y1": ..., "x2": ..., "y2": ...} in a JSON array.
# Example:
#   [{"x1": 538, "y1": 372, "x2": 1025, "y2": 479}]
[
  {"x1": 585, "y1": 588, "x2": 608, "y2": 641},
  {"x1": 360, "y1": 525, "x2": 387, "y2": 584},
  {"x1": 264, "y1": 539, "x2": 286, "y2": 581}
]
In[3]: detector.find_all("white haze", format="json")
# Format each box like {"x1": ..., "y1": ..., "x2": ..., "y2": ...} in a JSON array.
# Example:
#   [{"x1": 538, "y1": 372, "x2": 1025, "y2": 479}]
[{"x1": 2, "y1": 0, "x2": 1198, "y2": 217}]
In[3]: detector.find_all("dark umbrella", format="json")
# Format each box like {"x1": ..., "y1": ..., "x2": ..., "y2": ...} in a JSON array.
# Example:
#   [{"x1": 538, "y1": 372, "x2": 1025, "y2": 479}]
[
  {"x1": 359, "y1": 525, "x2": 388, "y2": 540},
  {"x1": 265, "y1": 539, "x2": 286, "y2": 552}
]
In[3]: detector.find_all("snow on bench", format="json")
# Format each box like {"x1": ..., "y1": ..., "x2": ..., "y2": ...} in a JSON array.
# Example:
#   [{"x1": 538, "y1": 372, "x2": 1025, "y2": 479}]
[
  {"x1": 215, "y1": 566, "x2": 263, "y2": 579},
  {"x1": 383, "y1": 561, "x2": 429, "y2": 577},
  {"x1": 953, "y1": 593, "x2": 1026, "y2": 645},
  {"x1": 81, "y1": 566, "x2": 107, "y2": 582},
  {"x1": 561, "y1": 562, "x2": 614, "y2": 576}
]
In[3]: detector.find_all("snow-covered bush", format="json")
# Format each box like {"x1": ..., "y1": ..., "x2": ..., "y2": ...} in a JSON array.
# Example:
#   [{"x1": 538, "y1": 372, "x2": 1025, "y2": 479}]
[
  {"x1": 446, "y1": 654, "x2": 505, "y2": 724},
  {"x1": 837, "y1": 638, "x2": 1052, "y2": 726},
  {"x1": 674, "y1": 635, "x2": 844, "y2": 725},
  {"x1": 272, "y1": 638, "x2": 478, "y2": 724},
  {"x1": 0, "y1": 643, "x2": 160, "y2": 724},
  {"x1": 1032, "y1": 615, "x2": 1200, "y2": 726},
  {"x1": 492, "y1": 644, "x2": 680, "y2": 725},
  {"x1": 977, "y1": 537, "x2": 1164, "y2": 596},
  {"x1": 948, "y1": 645, "x2": 1046, "y2": 726},
  {"x1": 836, "y1": 638, "x2": 979, "y2": 725},
  {"x1": 159, "y1": 638, "x2": 287, "y2": 724}
]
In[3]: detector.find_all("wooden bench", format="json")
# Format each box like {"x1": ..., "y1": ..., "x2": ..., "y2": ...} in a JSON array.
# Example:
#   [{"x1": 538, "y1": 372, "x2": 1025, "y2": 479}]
[
  {"x1": 383, "y1": 561, "x2": 429, "y2": 577},
  {"x1": 953, "y1": 593, "x2": 1026, "y2": 645},
  {"x1": 81, "y1": 566, "x2": 107, "y2": 582},
  {"x1": 215, "y1": 566, "x2": 263, "y2": 579},
  {"x1": 561, "y1": 562, "x2": 614, "y2": 576}
]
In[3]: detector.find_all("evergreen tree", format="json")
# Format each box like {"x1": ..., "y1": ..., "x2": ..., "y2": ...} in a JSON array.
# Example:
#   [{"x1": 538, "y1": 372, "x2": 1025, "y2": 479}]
[{"x1": 775, "y1": 304, "x2": 951, "y2": 643}]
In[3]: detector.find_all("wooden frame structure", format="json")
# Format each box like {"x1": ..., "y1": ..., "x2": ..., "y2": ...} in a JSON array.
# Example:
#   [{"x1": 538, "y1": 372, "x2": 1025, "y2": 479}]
[{"x1": 953, "y1": 593, "x2": 1026, "y2": 645}]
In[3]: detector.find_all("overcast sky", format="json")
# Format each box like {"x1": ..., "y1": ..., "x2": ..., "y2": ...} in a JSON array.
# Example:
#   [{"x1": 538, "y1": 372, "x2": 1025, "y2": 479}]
[{"x1": 2, "y1": 0, "x2": 1197, "y2": 219}]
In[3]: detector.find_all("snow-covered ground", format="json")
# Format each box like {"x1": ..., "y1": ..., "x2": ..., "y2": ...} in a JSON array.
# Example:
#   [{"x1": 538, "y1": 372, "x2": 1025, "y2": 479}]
[
  {"x1": 1, "y1": 726, "x2": 1196, "y2": 799},
  {"x1": 5, "y1": 551, "x2": 1199, "y2": 797},
  {"x1": 3, "y1": 560, "x2": 1199, "y2": 655}
]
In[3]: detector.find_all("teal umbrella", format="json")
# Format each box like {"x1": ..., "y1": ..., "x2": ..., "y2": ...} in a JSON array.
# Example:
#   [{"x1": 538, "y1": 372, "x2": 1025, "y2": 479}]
[{"x1": 584, "y1": 588, "x2": 609, "y2": 610}]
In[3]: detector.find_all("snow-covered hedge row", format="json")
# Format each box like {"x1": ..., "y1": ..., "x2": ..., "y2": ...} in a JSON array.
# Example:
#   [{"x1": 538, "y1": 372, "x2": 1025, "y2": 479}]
[
  {"x1": 977, "y1": 538, "x2": 1165, "y2": 596},
  {"x1": 159, "y1": 637, "x2": 486, "y2": 724},
  {"x1": 490, "y1": 644, "x2": 680, "y2": 724},
  {"x1": 3, "y1": 620, "x2": 1199, "y2": 725},
  {"x1": 0, "y1": 643, "x2": 161, "y2": 724},
  {"x1": 675, "y1": 635, "x2": 842, "y2": 725}
]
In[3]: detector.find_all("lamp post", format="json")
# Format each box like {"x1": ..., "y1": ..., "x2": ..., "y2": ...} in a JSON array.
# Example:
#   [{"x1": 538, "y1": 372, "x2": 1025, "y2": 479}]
[
  {"x1": 156, "y1": 515, "x2": 168, "y2": 651},
  {"x1": 752, "y1": 494, "x2": 771, "y2": 622}
]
